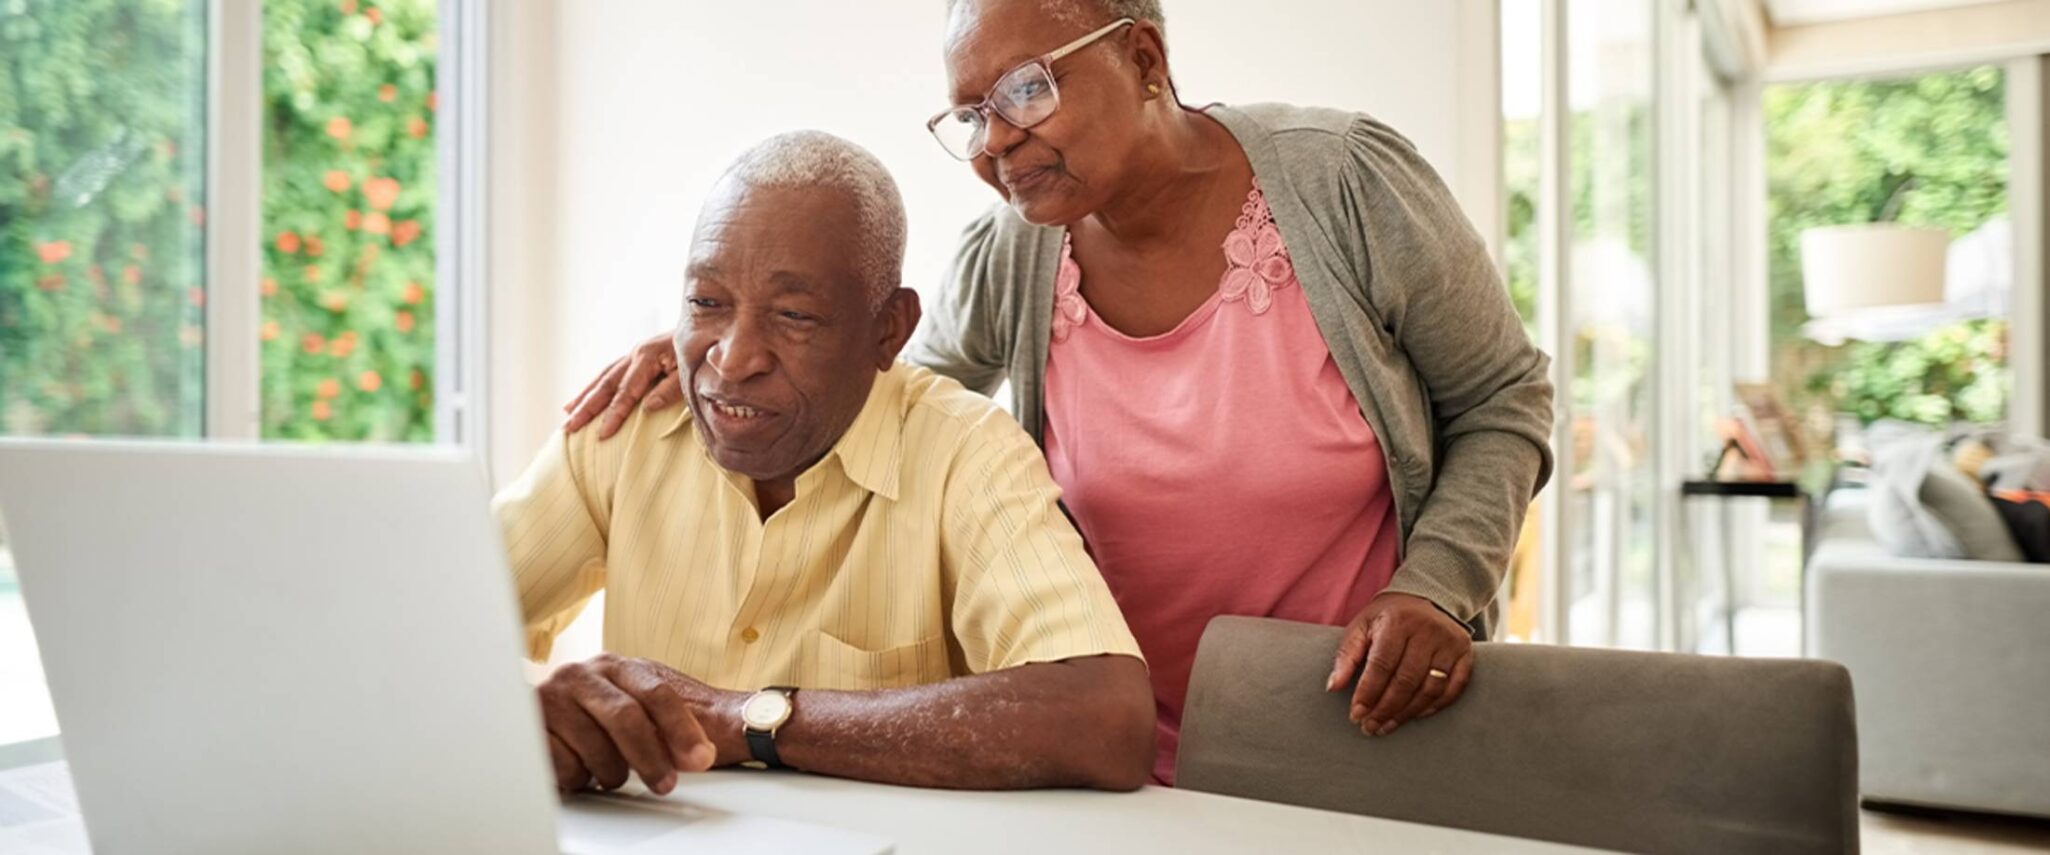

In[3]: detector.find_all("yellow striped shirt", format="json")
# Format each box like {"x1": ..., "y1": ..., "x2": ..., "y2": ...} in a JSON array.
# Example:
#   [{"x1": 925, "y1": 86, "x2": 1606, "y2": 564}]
[{"x1": 493, "y1": 362, "x2": 1142, "y2": 692}]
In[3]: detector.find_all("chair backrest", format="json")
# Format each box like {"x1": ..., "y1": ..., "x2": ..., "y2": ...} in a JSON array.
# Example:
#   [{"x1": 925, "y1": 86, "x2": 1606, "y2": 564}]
[{"x1": 1178, "y1": 617, "x2": 1860, "y2": 855}]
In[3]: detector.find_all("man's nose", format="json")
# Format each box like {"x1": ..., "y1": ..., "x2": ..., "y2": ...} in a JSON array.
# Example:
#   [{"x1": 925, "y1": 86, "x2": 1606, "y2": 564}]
[{"x1": 705, "y1": 316, "x2": 774, "y2": 383}]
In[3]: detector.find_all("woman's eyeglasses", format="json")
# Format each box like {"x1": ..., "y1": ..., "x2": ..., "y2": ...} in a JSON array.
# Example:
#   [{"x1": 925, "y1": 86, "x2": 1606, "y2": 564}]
[{"x1": 927, "y1": 18, "x2": 1134, "y2": 161}]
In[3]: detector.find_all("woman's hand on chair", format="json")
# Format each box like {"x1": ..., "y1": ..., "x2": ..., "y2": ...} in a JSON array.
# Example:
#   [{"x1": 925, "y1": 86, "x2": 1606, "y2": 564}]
[{"x1": 1326, "y1": 593, "x2": 1474, "y2": 737}]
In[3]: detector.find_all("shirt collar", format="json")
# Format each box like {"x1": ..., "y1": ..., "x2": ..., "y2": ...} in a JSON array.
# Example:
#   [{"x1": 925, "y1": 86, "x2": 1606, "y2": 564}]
[{"x1": 660, "y1": 363, "x2": 906, "y2": 502}]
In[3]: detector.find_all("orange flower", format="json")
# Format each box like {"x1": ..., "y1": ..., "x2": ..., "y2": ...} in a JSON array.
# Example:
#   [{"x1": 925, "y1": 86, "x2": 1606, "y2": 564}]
[
  {"x1": 400, "y1": 281, "x2": 424, "y2": 305},
  {"x1": 365, "y1": 7, "x2": 381, "y2": 25},
  {"x1": 159, "y1": 138, "x2": 178, "y2": 159},
  {"x1": 324, "y1": 170, "x2": 350, "y2": 193},
  {"x1": 407, "y1": 116, "x2": 428, "y2": 139},
  {"x1": 378, "y1": 84, "x2": 397, "y2": 103},
  {"x1": 100, "y1": 315, "x2": 124, "y2": 334},
  {"x1": 188, "y1": 287, "x2": 205, "y2": 308},
  {"x1": 261, "y1": 321, "x2": 280, "y2": 342},
  {"x1": 391, "y1": 219, "x2": 421, "y2": 247},
  {"x1": 330, "y1": 334, "x2": 358, "y2": 359},
  {"x1": 326, "y1": 116, "x2": 353, "y2": 142},
  {"x1": 321, "y1": 292, "x2": 349, "y2": 312},
  {"x1": 317, "y1": 379, "x2": 342, "y2": 400},
  {"x1": 357, "y1": 371, "x2": 383, "y2": 393},
  {"x1": 305, "y1": 236, "x2": 325, "y2": 258},
  {"x1": 311, "y1": 400, "x2": 332, "y2": 422},
  {"x1": 364, "y1": 212, "x2": 391, "y2": 235},
  {"x1": 364, "y1": 177, "x2": 401, "y2": 211},
  {"x1": 277, "y1": 231, "x2": 301, "y2": 254},
  {"x1": 344, "y1": 209, "x2": 363, "y2": 231},
  {"x1": 426, "y1": 92, "x2": 438, "y2": 113},
  {"x1": 305, "y1": 265, "x2": 323, "y2": 284},
  {"x1": 340, "y1": 0, "x2": 357, "y2": 14},
  {"x1": 395, "y1": 310, "x2": 415, "y2": 333},
  {"x1": 35, "y1": 274, "x2": 65, "y2": 292},
  {"x1": 180, "y1": 326, "x2": 203, "y2": 348},
  {"x1": 130, "y1": 243, "x2": 148, "y2": 261},
  {"x1": 189, "y1": 206, "x2": 205, "y2": 226},
  {"x1": 261, "y1": 277, "x2": 279, "y2": 297},
  {"x1": 121, "y1": 265, "x2": 141, "y2": 286},
  {"x1": 87, "y1": 264, "x2": 106, "y2": 284},
  {"x1": 36, "y1": 241, "x2": 71, "y2": 264},
  {"x1": 409, "y1": 369, "x2": 425, "y2": 391},
  {"x1": 302, "y1": 333, "x2": 326, "y2": 355}
]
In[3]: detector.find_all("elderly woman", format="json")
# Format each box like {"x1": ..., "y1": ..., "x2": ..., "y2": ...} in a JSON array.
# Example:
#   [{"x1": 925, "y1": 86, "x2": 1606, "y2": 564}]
[{"x1": 566, "y1": 0, "x2": 1553, "y2": 785}]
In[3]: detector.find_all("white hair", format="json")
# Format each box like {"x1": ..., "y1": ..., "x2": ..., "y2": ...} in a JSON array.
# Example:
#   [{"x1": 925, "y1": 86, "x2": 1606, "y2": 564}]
[
  {"x1": 714, "y1": 131, "x2": 907, "y2": 310},
  {"x1": 947, "y1": 0, "x2": 1166, "y2": 39}
]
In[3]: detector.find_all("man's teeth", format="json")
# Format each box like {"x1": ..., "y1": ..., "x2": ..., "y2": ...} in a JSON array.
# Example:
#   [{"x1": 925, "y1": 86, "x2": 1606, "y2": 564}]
[{"x1": 713, "y1": 402, "x2": 763, "y2": 419}]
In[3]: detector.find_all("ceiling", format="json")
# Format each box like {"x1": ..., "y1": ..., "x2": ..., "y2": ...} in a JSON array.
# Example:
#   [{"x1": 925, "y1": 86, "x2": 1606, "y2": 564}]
[{"x1": 1762, "y1": 0, "x2": 2010, "y2": 26}]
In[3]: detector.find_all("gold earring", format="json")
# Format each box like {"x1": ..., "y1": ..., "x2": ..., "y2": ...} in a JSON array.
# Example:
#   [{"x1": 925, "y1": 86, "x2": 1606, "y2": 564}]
[{"x1": 1147, "y1": 82, "x2": 1162, "y2": 96}]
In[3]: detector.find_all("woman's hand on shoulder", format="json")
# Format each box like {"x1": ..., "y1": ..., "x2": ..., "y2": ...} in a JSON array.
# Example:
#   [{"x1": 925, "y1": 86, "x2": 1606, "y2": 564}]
[{"x1": 563, "y1": 332, "x2": 685, "y2": 439}]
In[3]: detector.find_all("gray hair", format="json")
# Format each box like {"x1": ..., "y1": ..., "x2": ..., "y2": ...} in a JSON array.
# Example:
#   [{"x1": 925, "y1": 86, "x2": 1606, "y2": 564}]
[
  {"x1": 714, "y1": 131, "x2": 907, "y2": 310},
  {"x1": 947, "y1": 0, "x2": 1166, "y2": 40}
]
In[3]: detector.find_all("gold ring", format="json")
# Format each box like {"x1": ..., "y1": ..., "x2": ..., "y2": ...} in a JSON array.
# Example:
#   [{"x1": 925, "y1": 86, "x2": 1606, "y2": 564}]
[{"x1": 1427, "y1": 668, "x2": 1450, "y2": 680}]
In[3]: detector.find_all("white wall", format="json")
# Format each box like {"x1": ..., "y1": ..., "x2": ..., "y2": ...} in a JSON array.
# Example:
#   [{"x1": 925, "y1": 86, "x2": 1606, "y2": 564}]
[{"x1": 490, "y1": 0, "x2": 1484, "y2": 476}]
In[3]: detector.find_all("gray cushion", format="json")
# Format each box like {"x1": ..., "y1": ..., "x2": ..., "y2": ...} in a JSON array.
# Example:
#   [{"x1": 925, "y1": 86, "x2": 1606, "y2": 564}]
[
  {"x1": 1868, "y1": 430, "x2": 2024, "y2": 561},
  {"x1": 1922, "y1": 457, "x2": 2026, "y2": 562},
  {"x1": 1178, "y1": 616, "x2": 1861, "y2": 855}
]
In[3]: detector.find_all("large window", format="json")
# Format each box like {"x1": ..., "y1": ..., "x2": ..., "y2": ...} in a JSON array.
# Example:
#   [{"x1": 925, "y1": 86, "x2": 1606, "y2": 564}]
[
  {"x1": 1, "y1": 0, "x2": 211, "y2": 748},
  {"x1": 1765, "y1": 67, "x2": 2011, "y2": 432},
  {"x1": 1502, "y1": 0, "x2": 1743, "y2": 650},
  {"x1": 0, "y1": 0, "x2": 452, "y2": 747},
  {"x1": 262, "y1": 0, "x2": 439, "y2": 442}
]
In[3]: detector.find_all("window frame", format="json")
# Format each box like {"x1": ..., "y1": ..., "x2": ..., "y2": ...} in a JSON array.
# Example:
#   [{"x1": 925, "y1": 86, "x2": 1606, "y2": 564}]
[{"x1": 202, "y1": 0, "x2": 489, "y2": 450}]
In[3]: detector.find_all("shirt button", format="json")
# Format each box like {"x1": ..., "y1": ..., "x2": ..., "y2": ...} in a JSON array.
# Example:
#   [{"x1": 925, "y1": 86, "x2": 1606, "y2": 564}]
[{"x1": 740, "y1": 627, "x2": 761, "y2": 644}]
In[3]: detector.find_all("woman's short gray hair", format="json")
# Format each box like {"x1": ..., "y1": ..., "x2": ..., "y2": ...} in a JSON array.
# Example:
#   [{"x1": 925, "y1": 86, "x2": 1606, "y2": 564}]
[
  {"x1": 947, "y1": 0, "x2": 1166, "y2": 39},
  {"x1": 717, "y1": 130, "x2": 907, "y2": 310}
]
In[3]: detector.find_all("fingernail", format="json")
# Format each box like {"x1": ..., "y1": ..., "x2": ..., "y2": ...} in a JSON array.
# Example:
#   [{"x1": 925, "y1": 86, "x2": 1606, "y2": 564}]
[
  {"x1": 1362, "y1": 719, "x2": 1379, "y2": 733},
  {"x1": 1378, "y1": 722, "x2": 1397, "y2": 737},
  {"x1": 690, "y1": 743, "x2": 715, "y2": 769},
  {"x1": 656, "y1": 773, "x2": 676, "y2": 793},
  {"x1": 1421, "y1": 709, "x2": 1437, "y2": 719},
  {"x1": 1350, "y1": 705, "x2": 1365, "y2": 722}
]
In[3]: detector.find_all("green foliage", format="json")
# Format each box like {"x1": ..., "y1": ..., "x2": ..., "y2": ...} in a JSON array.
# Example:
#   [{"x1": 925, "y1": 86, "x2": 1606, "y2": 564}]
[
  {"x1": 262, "y1": 0, "x2": 436, "y2": 442},
  {"x1": 1, "y1": 0, "x2": 208, "y2": 437},
  {"x1": 0, "y1": 0, "x2": 435, "y2": 441},
  {"x1": 1765, "y1": 67, "x2": 2010, "y2": 427}
]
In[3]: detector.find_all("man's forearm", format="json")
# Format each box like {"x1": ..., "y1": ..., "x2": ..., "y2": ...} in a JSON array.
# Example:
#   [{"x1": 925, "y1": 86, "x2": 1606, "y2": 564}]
[{"x1": 710, "y1": 655, "x2": 1154, "y2": 791}]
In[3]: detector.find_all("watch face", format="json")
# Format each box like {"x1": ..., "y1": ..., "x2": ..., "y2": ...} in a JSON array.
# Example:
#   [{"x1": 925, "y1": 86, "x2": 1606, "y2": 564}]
[{"x1": 741, "y1": 691, "x2": 792, "y2": 731}]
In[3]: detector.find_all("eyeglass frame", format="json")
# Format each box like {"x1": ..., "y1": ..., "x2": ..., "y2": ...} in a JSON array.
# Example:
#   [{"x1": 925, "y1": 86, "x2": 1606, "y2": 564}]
[{"x1": 926, "y1": 17, "x2": 1137, "y2": 161}]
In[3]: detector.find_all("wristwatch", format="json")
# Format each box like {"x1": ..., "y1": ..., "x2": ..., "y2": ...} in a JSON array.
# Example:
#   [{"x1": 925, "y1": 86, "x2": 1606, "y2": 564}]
[{"x1": 739, "y1": 686, "x2": 797, "y2": 769}]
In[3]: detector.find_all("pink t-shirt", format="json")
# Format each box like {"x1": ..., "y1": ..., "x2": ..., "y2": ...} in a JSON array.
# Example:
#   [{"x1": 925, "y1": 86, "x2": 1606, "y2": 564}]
[{"x1": 1043, "y1": 183, "x2": 1401, "y2": 785}]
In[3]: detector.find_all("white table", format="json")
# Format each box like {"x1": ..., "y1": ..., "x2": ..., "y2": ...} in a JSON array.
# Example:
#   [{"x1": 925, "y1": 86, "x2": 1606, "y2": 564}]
[{"x1": 2, "y1": 736, "x2": 1603, "y2": 853}]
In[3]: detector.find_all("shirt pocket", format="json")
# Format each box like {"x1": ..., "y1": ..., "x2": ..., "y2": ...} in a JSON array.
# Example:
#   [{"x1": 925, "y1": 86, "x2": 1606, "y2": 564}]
[{"x1": 808, "y1": 630, "x2": 952, "y2": 691}]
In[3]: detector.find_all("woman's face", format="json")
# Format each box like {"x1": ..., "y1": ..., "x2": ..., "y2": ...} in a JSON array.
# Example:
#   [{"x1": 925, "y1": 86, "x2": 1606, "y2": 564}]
[{"x1": 941, "y1": 0, "x2": 1162, "y2": 226}]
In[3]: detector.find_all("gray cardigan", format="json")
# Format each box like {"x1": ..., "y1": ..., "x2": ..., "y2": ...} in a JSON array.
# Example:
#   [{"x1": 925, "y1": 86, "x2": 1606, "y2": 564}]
[{"x1": 907, "y1": 103, "x2": 1555, "y2": 636}]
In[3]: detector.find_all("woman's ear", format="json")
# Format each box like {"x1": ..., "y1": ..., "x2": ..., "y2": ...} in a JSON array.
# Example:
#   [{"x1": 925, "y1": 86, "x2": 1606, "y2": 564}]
[{"x1": 1128, "y1": 21, "x2": 1169, "y2": 95}]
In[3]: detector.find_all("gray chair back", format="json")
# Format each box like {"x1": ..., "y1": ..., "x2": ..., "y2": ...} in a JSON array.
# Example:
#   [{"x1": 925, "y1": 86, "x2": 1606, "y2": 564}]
[{"x1": 1178, "y1": 616, "x2": 1860, "y2": 854}]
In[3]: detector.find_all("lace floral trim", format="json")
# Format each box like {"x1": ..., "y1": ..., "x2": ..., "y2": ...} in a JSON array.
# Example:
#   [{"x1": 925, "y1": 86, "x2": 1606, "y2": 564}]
[
  {"x1": 1220, "y1": 179, "x2": 1294, "y2": 316},
  {"x1": 1050, "y1": 180, "x2": 1294, "y2": 343},
  {"x1": 1052, "y1": 232, "x2": 1087, "y2": 343}
]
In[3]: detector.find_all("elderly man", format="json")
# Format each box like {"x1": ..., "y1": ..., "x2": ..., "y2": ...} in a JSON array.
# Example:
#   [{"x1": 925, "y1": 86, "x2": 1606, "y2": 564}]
[{"x1": 493, "y1": 131, "x2": 1153, "y2": 795}]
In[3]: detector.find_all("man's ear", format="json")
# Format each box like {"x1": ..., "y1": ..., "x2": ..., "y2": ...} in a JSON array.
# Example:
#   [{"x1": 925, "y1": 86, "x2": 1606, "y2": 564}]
[{"x1": 876, "y1": 287, "x2": 922, "y2": 369}]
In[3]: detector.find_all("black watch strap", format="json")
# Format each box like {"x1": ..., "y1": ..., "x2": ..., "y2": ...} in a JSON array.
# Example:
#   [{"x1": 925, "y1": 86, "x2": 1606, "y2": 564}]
[{"x1": 744, "y1": 686, "x2": 796, "y2": 769}]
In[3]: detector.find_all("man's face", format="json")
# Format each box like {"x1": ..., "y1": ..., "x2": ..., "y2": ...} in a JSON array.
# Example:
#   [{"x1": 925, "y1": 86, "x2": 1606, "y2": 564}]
[{"x1": 676, "y1": 182, "x2": 916, "y2": 484}]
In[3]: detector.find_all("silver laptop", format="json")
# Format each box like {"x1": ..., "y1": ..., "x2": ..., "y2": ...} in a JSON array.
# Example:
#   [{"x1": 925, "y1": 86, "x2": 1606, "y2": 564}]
[{"x1": 0, "y1": 440, "x2": 888, "y2": 855}]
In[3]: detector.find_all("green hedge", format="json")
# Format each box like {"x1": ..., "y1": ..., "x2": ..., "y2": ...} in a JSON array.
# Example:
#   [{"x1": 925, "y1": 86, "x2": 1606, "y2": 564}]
[{"x1": 1, "y1": 0, "x2": 435, "y2": 441}]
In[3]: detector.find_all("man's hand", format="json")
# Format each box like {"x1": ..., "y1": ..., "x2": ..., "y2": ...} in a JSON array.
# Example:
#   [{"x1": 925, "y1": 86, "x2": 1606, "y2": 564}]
[
  {"x1": 1326, "y1": 593, "x2": 1474, "y2": 737},
  {"x1": 537, "y1": 653, "x2": 736, "y2": 794},
  {"x1": 563, "y1": 333, "x2": 684, "y2": 439}
]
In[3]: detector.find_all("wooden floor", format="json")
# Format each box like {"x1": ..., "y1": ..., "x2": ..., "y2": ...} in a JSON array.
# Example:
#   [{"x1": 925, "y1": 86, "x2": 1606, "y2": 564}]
[{"x1": 1863, "y1": 804, "x2": 2050, "y2": 853}]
